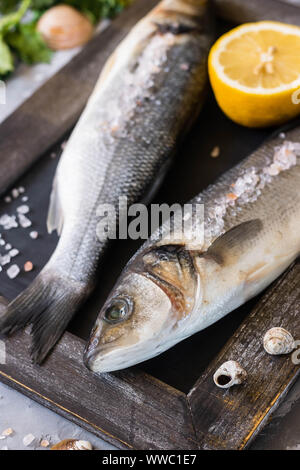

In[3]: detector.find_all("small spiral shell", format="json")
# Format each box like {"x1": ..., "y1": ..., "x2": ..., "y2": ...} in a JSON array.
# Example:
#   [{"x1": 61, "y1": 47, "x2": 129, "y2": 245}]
[
  {"x1": 213, "y1": 360, "x2": 247, "y2": 389},
  {"x1": 263, "y1": 327, "x2": 295, "y2": 355},
  {"x1": 51, "y1": 439, "x2": 93, "y2": 450}
]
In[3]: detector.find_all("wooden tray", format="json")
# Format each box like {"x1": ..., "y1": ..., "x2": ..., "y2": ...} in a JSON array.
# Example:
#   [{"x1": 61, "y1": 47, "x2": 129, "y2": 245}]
[{"x1": 0, "y1": 0, "x2": 299, "y2": 450}]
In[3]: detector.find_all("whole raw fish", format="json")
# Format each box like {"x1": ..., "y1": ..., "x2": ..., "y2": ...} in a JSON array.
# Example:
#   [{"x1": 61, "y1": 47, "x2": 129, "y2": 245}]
[
  {"x1": 0, "y1": 0, "x2": 213, "y2": 363},
  {"x1": 85, "y1": 122, "x2": 300, "y2": 373},
  {"x1": 214, "y1": 0, "x2": 300, "y2": 26}
]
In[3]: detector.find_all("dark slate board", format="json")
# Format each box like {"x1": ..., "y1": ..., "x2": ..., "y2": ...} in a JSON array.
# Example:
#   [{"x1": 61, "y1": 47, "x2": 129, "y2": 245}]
[
  {"x1": 0, "y1": 89, "x2": 270, "y2": 394},
  {"x1": 0, "y1": 0, "x2": 299, "y2": 450}
]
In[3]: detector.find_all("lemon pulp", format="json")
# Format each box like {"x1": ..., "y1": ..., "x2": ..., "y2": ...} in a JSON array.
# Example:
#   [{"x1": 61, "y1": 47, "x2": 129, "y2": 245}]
[{"x1": 209, "y1": 22, "x2": 300, "y2": 127}]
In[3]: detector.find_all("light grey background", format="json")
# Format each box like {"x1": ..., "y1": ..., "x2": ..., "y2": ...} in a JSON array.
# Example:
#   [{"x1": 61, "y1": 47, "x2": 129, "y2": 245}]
[{"x1": 0, "y1": 382, "x2": 117, "y2": 450}]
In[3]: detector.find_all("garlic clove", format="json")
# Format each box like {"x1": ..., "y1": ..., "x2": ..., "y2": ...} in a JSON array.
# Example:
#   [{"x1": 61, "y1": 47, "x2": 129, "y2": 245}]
[
  {"x1": 37, "y1": 5, "x2": 94, "y2": 51},
  {"x1": 213, "y1": 360, "x2": 247, "y2": 389},
  {"x1": 51, "y1": 439, "x2": 93, "y2": 450},
  {"x1": 263, "y1": 327, "x2": 295, "y2": 355}
]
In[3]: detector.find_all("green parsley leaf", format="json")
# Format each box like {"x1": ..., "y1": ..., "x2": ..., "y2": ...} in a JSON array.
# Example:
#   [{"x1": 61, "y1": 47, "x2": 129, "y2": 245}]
[
  {"x1": 6, "y1": 21, "x2": 53, "y2": 64},
  {"x1": 0, "y1": 36, "x2": 14, "y2": 74},
  {"x1": 0, "y1": 0, "x2": 30, "y2": 35}
]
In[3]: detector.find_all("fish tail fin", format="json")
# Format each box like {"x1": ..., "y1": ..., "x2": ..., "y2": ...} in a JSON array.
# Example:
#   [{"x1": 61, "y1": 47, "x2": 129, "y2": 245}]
[{"x1": 0, "y1": 269, "x2": 87, "y2": 364}]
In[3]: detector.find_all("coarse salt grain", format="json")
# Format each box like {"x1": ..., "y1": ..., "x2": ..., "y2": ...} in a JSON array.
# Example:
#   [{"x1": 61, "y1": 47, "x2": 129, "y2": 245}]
[
  {"x1": 180, "y1": 63, "x2": 189, "y2": 71},
  {"x1": 23, "y1": 434, "x2": 35, "y2": 447},
  {"x1": 40, "y1": 439, "x2": 50, "y2": 448},
  {"x1": 29, "y1": 231, "x2": 38, "y2": 239},
  {"x1": 267, "y1": 163, "x2": 280, "y2": 176},
  {"x1": 226, "y1": 193, "x2": 238, "y2": 201},
  {"x1": 9, "y1": 249, "x2": 19, "y2": 257},
  {"x1": 0, "y1": 214, "x2": 18, "y2": 230},
  {"x1": 18, "y1": 214, "x2": 32, "y2": 228},
  {"x1": 24, "y1": 261, "x2": 33, "y2": 272},
  {"x1": 210, "y1": 146, "x2": 220, "y2": 158},
  {"x1": 0, "y1": 255, "x2": 11, "y2": 266},
  {"x1": 0, "y1": 215, "x2": 12, "y2": 226},
  {"x1": 4, "y1": 196, "x2": 11, "y2": 203},
  {"x1": 11, "y1": 189, "x2": 19, "y2": 199},
  {"x1": 5, "y1": 244, "x2": 12, "y2": 250},
  {"x1": 2, "y1": 428, "x2": 13, "y2": 437},
  {"x1": 7, "y1": 264, "x2": 20, "y2": 279},
  {"x1": 17, "y1": 205, "x2": 30, "y2": 215}
]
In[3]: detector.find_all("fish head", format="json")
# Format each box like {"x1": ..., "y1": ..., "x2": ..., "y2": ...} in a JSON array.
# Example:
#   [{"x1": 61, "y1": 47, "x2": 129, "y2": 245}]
[
  {"x1": 84, "y1": 244, "x2": 198, "y2": 373},
  {"x1": 84, "y1": 272, "x2": 174, "y2": 373}
]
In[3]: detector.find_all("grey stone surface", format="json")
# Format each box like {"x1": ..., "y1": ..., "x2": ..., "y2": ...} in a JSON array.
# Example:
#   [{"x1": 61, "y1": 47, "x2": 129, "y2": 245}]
[{"x1": 0, "y1": 381, "x2": 116, "y2": 450}]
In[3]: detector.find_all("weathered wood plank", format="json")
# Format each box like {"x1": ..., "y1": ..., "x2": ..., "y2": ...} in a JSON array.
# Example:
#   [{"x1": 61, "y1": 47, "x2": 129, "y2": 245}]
[
  {"x1": 0, "y1": 323, "x2": 197, "y2": 450},
  {"x1": 0, "y1": 0, "x2": 158, "y2": 196},
  {"x1": 188, "y1": 261, "x2": 300, "y2": 450}
]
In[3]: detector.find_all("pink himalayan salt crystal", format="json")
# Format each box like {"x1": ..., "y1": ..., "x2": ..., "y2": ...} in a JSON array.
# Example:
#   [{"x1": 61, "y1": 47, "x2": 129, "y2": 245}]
[{"x1": 24, "y1": 261, "x2": 34, "y2": 272}]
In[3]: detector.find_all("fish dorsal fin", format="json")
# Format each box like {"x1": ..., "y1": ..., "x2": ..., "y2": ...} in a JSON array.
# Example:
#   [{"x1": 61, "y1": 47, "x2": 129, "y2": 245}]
[
  {"x1": 206, "y1": 219, "x2": 263, "y2": 265},
  {"x1": 47, "y1": 176, "x2": 64, "y2": 236}
]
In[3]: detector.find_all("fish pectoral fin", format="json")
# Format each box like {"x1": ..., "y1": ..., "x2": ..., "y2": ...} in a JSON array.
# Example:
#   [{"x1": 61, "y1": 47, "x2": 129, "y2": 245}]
[
  {"x1": 47, "y1": 176, "x2": 64, "y2": 236},
  {"x1": 206, "y1": 219, "x2": 263, "y2": 265}
]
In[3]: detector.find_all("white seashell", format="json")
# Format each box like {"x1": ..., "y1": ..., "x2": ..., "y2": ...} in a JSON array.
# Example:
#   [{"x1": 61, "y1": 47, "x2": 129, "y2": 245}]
[
  {"x1": 51, "y1": 439, "x2": 93, "y2": 450},
  {"x1": 74, "y1": 440, "x2": 93, "y2": 450},
  {"x1": 23, "y1": 433, "x2": 35, "y2": 447},
  {"x1": 213, "y1": 360, "x2": 247, "y2": 389},
  {"x1": 263, "y1": 327, "x2": 295, "y2": 355},
  {"x1": 37, "y1": 5, "x2": 94, "y2": 51}
]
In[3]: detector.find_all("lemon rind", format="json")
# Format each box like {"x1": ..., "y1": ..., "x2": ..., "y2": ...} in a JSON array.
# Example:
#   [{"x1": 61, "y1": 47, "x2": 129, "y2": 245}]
[{"x1": 211, "y1": 21, "x2": 300, "y2": 95}]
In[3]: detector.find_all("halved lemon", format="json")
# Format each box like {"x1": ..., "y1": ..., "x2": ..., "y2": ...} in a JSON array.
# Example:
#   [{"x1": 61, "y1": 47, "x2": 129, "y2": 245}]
[{"x1": 208, "y1": 21, "x2": 300, "y2": 128}]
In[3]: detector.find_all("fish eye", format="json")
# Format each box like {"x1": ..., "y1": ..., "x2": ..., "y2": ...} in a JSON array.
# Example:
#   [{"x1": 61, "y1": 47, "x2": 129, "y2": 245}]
[
  {"x1": 103, "y1": 297, "x2": 133, "y2": 324},
  {"x1": 158, "y1": 253, "x2": 169, "y2": 261}
]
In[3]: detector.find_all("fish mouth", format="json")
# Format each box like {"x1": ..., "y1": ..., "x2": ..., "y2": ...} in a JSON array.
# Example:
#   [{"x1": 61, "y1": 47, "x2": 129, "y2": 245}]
[
  {"x1": 84, "y1": 342, "x2": 139, "y2": 373},
  {"x1": 83, "y1": 327, "x2": 130, "y2": 373},
  {"x1": 84, "y1": 324, "x2": 169, "y2": 373},
  {"x1": 84, "y1": 324, "x2": 178, "y2": 373},
  {"x1": 83, "y1": 340, "x2": 99, "y2": 371},
  {"x1": 83, "y1": 322, "x2": 104, "y2": 370},
  {"x1": 84, "y1": 345, "x2": 106, "y2": 372}
]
